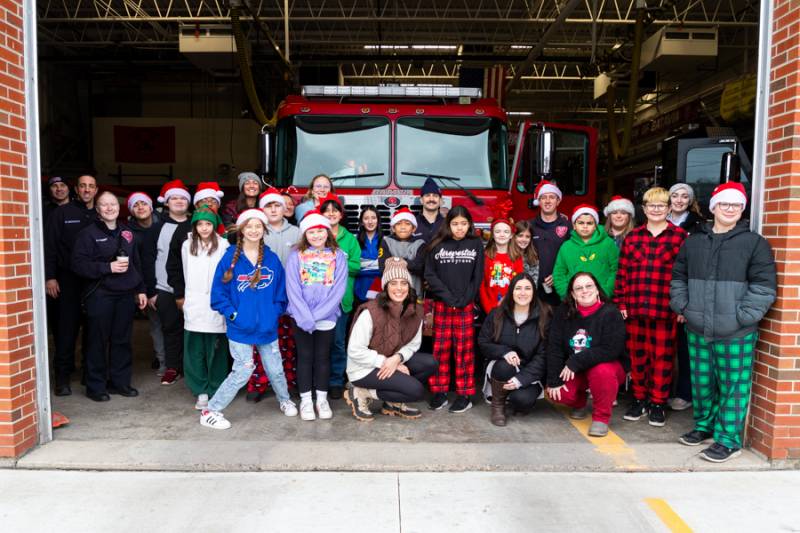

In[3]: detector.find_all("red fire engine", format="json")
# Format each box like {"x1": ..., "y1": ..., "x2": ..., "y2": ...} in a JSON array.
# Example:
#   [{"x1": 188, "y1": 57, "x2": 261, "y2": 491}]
[{"x1": 263, "y1": 85, "x2": 597, "y2": 231}]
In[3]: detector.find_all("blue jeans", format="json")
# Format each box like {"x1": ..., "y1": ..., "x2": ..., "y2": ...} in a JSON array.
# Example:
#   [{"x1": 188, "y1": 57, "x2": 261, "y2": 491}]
[
  {"x1": 328, "y1": 311, "x2": 350, "y2": 387},
  {"x1": 208, "y1": 339, "x2": 290, "y2": 412}
]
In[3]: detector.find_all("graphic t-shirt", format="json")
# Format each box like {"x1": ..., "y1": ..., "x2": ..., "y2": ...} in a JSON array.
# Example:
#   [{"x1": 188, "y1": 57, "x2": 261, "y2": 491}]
[{"x1": 299, "y1": 248, "x2": 336, "y2": 286}]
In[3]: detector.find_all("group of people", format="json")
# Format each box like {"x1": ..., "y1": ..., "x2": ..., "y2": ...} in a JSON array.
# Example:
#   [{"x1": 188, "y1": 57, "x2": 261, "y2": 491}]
[{"x1": 43, "y1": 169, "x2": 776, "y2": 463}]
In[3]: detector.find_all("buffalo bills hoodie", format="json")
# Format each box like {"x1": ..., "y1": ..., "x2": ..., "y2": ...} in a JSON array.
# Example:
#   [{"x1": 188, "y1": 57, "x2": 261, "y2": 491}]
[{"x1": 210, "y1": 244, "x2": 286, "y2": 345}]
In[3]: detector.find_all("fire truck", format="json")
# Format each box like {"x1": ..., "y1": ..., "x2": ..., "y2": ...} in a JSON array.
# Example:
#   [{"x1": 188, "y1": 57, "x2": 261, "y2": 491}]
[{"x1": 262, "y1": 85, "x2": 597, "y2": 232}]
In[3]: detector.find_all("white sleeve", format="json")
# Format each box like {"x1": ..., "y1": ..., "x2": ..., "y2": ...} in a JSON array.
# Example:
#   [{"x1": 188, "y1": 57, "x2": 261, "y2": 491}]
[
  {"x1": 397, "y1": 322, "x2": 423, "y2": 362},
  {"x1": 347, "y1": 311, "x2": 385, "y2": 369}
]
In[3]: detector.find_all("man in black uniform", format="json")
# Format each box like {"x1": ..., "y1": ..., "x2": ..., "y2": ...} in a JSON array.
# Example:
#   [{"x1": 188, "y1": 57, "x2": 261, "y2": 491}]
[
  {"x1": 43, "y1": 176, "x2": 71, "y2": 219},
  {"x1": 45, "y1": 174, "x2": 98, "y2": 396}
]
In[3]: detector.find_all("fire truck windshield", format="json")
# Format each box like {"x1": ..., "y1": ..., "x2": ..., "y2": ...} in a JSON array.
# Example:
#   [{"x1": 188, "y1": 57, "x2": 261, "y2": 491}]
[
  {"x1": 395, "y1": 117, "x2": 507, "y2": 189},
  {"x1": 275, "y1": 115, "x2": 390, "y2": 187}
]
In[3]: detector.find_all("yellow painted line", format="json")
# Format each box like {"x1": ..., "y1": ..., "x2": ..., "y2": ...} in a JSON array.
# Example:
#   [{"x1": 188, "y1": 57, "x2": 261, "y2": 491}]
[
  {"x1": 645, "y1": 498, "x2": 693, "y2": 533},
  {"x1": 550, "y1": 402, "x2": 644, "y2": 469}
]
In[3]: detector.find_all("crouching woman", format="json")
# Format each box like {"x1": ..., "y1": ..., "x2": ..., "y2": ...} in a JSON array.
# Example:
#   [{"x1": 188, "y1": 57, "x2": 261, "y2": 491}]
[
  {"x1": 546, "y1": 272, "x2": 626, "y2": 437},
  {"x1": 344, "y1": 257, "x2": 437, "y2": 421},
  {"x1": 478, "y1": 273, "x2": 550, "y2": 427}
]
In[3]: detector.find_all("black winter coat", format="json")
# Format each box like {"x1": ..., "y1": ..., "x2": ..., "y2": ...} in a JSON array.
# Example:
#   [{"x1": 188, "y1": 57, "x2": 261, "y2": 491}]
[
  {"x1": 546, "y1": 302, "x2": 625, "y2": 387},
  {"x1": 44, "y1": 200, "x2": 97, "y2": 279},
  {"x1": 478, "y1": 305, "x2": 548, "y2": 386},
  {"x1": 670, "y1": 221, "x2": 776, "y2": 341},
  {"x1": 128, "y1": 212, "x2": 162, "y2": 297},
  {"x1": 71, "y1": 220, "x2": 145, "y2": 295}
]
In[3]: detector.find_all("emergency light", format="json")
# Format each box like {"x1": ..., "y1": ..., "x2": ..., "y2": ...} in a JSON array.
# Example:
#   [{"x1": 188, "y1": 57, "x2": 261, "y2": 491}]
[{"x1": 301, "y1": 86, "x2": 482, "y2": 99}]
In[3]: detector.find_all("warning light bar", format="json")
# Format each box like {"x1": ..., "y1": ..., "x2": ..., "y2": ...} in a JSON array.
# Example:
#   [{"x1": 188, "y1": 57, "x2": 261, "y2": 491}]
[{"x1": 302, "y1": 86, "x2": 482, "y2": 99}]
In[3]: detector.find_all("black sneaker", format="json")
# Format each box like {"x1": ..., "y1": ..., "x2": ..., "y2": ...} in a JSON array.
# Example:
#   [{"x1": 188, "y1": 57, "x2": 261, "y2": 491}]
[
  {"x1": 328, "y1": 386, "x2": 344, "y2": 400},
  {"x1": 150, "y1": 357, "x2": 160, "y2": 370},
  {"x1": 623, "y1": 399, "x2": 648, "y2": 421},
  {"x1": 246, "y1": 391, "x2": 263, "y2": 403},
  {"x1": 428, "y1": 393, "x2": 448, "y2": 411},
  {"x1": 679, "y1": 429, "x2": 714, "y2": 446},
  {"x1": 448, "y1": 395, "x2": 473, "y2": 413},
  {"x1": 648, "y1": 403, "x2": 666, "y2": 427},
  {"x1": 700, "y1": 442, "x2": 742, "y2": 463}
]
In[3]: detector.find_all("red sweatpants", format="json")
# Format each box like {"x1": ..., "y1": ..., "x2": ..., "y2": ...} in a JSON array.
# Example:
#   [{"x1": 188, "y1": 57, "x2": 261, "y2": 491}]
[
  {"x1": 552, "y1": 361, "x2": 625, "y2": 423},
  {"x1": 626, "y1": 317, "x2": 676, "y2": 405},
  {"x1": 428, "y1": 302, "x2": 475, "y2": 395}
]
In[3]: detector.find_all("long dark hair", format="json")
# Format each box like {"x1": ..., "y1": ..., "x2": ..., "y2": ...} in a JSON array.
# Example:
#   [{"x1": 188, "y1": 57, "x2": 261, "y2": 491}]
[
  {"x1": 564, "y1": 271, "x2": 609, "y2": 319},
  {"x1": 189, "y1": 220, "x2": 220, "y2": 257},
  {"x1": 357, "y1": 206, "x2": 383, "y2": 248},
  {"x1": 514, "y1": 219, "x2": 539, "y2": 266},
  {"x1": 426, "y1": 205, "x2": 476, "y2": 252},
  {"x1": 493, "y1": 272, "x2": 550, "y2": 340}
]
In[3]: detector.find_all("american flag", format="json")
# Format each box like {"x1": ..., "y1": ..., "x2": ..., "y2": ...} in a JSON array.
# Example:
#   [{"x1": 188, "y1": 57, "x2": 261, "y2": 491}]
[{"x1": 483, "y1": 65, "x2": 507, "y2": 108}]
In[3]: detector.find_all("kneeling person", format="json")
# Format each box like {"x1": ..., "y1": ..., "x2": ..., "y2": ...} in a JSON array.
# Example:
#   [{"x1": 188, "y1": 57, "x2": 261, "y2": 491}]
[{"x1": 345, "y1": 258, "x2": 437, "y2": 421}]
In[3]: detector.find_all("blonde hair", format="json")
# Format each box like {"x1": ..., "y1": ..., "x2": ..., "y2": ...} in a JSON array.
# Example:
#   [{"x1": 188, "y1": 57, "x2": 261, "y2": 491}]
[
  {"x1": 643, "y1": 187, "x2": 669, "y2": 205},
  {"x1": 302, "y1": 174, "x2": 334, "y2": 202},
  {"x1": 604, "y1": 212, "x2": 634, "y2": 239}
]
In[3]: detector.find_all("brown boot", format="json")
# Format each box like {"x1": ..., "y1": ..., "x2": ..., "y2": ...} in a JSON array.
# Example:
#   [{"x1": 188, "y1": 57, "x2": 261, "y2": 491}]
[{"x1": 490, "y1": 378, "x2": 510, "y2": 427}]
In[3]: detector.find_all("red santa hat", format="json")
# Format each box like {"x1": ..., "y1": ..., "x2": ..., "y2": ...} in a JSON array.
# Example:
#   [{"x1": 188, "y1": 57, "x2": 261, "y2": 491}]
[
  {"x1": 258, "y1": 187, "x2": 286, "y2": 209},
  {"x1": 319, "y1": 192, "x2": 344, "y2": 211},
  {"x1": 235, "y1": 208, "x2": 269, "y2": 228},
  {"x1": 603, "y1": 196, "x2": 635, "y2": 218},
  {"x1": 709, "y1": 181, "x2": 747, "y2": 212},
  {"x1": 299, "y1": 209, "x2": 332, "y2": 234},
  {"x1": 571, "y1": 204, "x2": 599, "y2": 225},
  {"x1": 157, "y1": 179, "x2": 191, "y2": 204},
  {"x1": 193, "y1": 182, "x2": 224, "y2": 205},
  {"x1": 126, "y1": 191, "x2": 153, "y2": 212},
  {"x1": 390, "y1": 207, "x2": 417, "y2": 229},
  {"x1": 532, "y1": 180, "x2": 562, "y2": 206}
]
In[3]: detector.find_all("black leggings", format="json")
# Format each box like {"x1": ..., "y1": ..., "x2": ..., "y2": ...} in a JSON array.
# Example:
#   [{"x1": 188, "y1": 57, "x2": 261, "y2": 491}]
[
  {"x1": 352, "y1": 352, "x2": 437, "y2": 403},
  {"x1": 490, "y1": 359, "x2": 542, "y2": 411},
  {"x1": 295, "y1": 327, "x2": 335, "y2": 394}
]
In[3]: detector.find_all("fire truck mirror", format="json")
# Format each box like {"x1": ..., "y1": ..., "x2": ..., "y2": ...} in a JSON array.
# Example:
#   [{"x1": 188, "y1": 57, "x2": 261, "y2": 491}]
[
  {"x1": 536, "y1": 129, "x2": 554, "y2": 178},
  {"x1": 719, "y1": 150, "x2": 740, "y2": 184},
  {"x1": 258, "y1": 128, "x2": 275, "y2": 179}
]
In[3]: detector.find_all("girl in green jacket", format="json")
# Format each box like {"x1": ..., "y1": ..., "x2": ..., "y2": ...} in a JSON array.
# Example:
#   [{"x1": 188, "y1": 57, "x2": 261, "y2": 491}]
[{"x1": 552, "y1": 204, "x2": 619, "y2": 300}]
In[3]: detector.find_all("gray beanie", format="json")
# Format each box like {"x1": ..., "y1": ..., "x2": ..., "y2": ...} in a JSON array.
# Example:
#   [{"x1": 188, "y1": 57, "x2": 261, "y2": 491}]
[
  {"x1": 238, "y1": 171, "x2": 262, "y2": 192},
  {"x1": 668, "y1": 183, "x2": 695, "y2": 203},
  {"x1": 382, "y1": 257, "x2": 413, "y2": 289}
]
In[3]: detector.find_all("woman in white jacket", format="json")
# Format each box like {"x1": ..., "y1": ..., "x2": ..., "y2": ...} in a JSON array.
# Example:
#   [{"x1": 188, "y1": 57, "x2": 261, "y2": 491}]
[{"x1": 181, "y1": 209, "x2": 230, "y2": 410}]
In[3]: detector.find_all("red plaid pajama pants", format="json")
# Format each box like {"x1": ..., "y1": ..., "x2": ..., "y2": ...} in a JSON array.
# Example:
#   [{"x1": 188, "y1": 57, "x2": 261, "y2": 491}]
[
  {"x1": 626, "y1": 317, "x2": 676, "y2": 404},
  {"x1": 247, "y1": 315, "x2": 297, "y2": 393},
  {"x1": 428, "y1": 302, "x2": 475, "y2": 395}
]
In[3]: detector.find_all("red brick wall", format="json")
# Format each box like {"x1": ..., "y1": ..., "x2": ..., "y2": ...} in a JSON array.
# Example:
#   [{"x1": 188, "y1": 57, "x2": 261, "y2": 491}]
[
  {"x1": 749, "y1": 0, "x2": 800, "y2": 461},
  {"x1": 0, "y1": 0, "x2": 37, "y2": 458}
]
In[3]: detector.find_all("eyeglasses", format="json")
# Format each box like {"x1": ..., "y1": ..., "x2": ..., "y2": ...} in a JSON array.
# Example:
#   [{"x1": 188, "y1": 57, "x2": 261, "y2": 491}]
[
  {"x1": 645, "y1": 203, "x2": 668, "y2": 211},
  {"x1": 717, "y1": 202, "x2": 744, "y2": 211},
  {"x1": 572, "y1": 283, "x2": 596, "y2": 292}
]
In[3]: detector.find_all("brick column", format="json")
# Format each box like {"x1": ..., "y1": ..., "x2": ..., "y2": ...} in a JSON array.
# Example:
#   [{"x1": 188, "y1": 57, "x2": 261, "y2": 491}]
[
  {"x1": 0, "y1": 0, "x2": 38, "y2": 457},
  {"x1": 749, "y1": 0, "x2": 800, "y2": 461}
]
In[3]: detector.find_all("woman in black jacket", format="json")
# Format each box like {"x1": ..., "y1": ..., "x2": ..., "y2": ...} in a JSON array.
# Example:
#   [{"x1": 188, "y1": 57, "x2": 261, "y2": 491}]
[
  {"x1": 478, "y1": 273, "x2": 550, "y2": 427},
  {"x1": 546, "y1": 272, "x2": 626, "y2": 437},
  {"x1": 72, "y1": 191, "x2": 147, "y2": 402}
]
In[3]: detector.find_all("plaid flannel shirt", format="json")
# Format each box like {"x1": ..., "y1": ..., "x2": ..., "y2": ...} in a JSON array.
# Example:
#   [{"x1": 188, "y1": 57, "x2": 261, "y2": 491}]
[{"x1": 614, "y1": 223, "x2": 687, "y2": 320}]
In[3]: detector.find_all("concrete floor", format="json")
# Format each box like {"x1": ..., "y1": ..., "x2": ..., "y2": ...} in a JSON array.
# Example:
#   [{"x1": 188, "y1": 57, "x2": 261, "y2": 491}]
[
  {"x1": 2, "y1": 470, "x2": 799, "y2": 532},
  {"x1": 23, "y1": 320, "x2": 774, "y2": 472}
]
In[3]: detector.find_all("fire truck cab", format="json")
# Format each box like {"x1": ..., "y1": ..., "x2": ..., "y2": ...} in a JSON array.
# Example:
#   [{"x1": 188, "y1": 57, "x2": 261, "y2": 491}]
[{"x1": 263, "y1": 85, "x2": 596, "y2": 231}]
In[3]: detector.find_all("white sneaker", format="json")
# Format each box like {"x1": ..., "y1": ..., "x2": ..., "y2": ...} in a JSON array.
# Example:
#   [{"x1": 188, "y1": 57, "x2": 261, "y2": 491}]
[
  {"x1": 195, "y1": 394, "x2": 209, "y2": 410},
  {"x1": 316, "y1": 399, "x2": 333, "y2": 419},
  {"x1": 300, "y1": 399, "x2": 316, "y2": 421},
  {"x1": 200, "y1": 410, "x2": 231, "y2": 430},
  {"x1": 280, "y1": 399, "x2": 298, "y2": 417}
]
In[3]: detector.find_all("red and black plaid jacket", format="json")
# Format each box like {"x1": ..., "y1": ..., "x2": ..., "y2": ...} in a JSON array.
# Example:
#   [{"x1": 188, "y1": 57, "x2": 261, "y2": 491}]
[{"x1": 614, "y1": 222, "x2": 687, "y2": 320}]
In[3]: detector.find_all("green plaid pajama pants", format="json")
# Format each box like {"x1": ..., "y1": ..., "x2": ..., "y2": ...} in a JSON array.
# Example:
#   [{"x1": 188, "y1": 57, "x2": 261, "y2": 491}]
[{"x1": 686, "y1": 328, "x2": 757, "y2": 449}]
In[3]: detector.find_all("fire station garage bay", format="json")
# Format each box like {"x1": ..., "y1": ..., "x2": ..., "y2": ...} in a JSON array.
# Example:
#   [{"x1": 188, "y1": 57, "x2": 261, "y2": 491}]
[{"x1": 1, "y1": 0, "x2": 798, "y2": 469}]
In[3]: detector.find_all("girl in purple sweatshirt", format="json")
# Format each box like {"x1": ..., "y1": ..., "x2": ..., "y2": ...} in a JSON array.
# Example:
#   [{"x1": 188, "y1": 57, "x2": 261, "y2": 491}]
[{"x1": 286, "y1": 210, "x2": 348, "y2": 421}]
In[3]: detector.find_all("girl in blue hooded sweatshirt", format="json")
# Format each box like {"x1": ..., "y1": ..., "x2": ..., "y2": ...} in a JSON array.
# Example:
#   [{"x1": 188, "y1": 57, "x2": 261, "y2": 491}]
[
  {"x1": 286, "y1": 209, "x2": 348, "y2": 421},
  {"x1": 200, "y1": 209, "x2": 295, "y2": 430}
]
